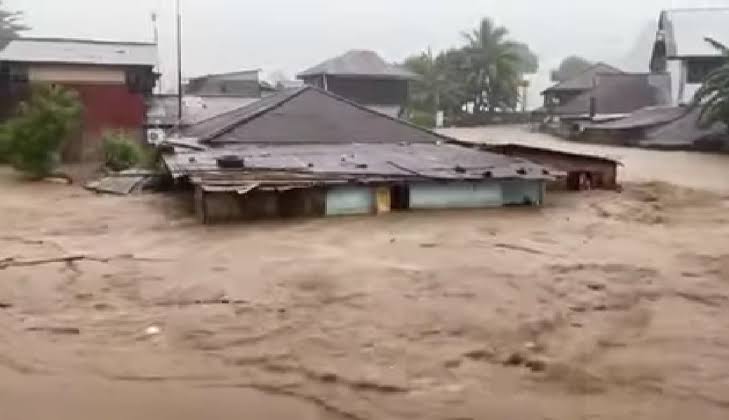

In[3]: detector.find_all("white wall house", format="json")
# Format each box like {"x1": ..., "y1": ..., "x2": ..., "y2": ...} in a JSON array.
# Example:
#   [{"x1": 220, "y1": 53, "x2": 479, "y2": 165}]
[{"x1": 650, "y1": 8, "x2": 729, "y2": 106}]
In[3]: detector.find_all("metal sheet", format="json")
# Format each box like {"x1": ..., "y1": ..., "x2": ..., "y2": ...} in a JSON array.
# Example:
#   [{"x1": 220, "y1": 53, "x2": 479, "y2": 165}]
[
  {"x1": 325, "y1": 186, "x2": 374, "y2": 216},
  {"x1": 409, "y1": 182, "x2": 502, "y2": 209}
]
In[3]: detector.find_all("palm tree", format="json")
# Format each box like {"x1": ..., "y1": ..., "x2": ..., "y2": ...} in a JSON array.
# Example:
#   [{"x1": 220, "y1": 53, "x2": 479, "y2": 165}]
[
  {"x1": 462, "y1": 18, "x2": 536, "y2": 113},
  {"x1": 404, "y1": 48, "x2": 443, "y2": 118},
  {"x1": 0, "y1": 1, "x2": 27, "y2": 48},
  {"x1": 693, "y1": 37, "x2": 729, "y2": 134}
]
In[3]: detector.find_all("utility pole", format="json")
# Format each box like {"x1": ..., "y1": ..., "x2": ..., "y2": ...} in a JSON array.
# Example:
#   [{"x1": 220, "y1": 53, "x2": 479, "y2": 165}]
[{"x1": 176, "y1": 0, "x2": 183, "y2": 123}]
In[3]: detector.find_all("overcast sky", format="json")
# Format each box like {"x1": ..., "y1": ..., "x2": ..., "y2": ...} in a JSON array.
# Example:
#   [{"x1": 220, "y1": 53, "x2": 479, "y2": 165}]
[{"x1": 5, "y1": 0, "x2": 729, "y2": 106}]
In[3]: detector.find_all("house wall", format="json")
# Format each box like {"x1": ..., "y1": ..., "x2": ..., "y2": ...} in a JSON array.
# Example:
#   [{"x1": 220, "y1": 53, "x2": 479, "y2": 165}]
[
  {"x1": 62, "y1": 83, "x2": 147, "y2": 162},
  {"x1": 489, "y1": 146, "x2": 618, "y2": 189},
  {"x1": 325, "y1": 186, "x2": 375, "y2": 216},
  {"x1": 501, "y1": 180, "x2": 545, "y2": 205},
  {"x1": 29, "y1": 64, "x2": 126, "y2": 84},
  {"x1": 409, "y1": 182, "x2": 503, "y2": 209}
]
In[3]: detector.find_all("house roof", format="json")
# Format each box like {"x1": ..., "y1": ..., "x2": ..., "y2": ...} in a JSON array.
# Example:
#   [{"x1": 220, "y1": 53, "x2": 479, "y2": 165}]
[
  {"x1": 182, "y1": 85, "x2": 443, "y2": 145},
  {"x1": 643, "y1": 106, "x2": 727, "y2": 146},
  {"x1": 188, "y1": 69, "x2": 260, "y2": 82},
  {"x1": 0, "y1": 37, "x2": 157, "y2": 67},
  {"x1": 542, "y1": 62, "x2": 622, "y2": 93},
  {"x1": 297, "y1": 50, "x2": 416, "y2": 80},
  {"x1": 659, "y1": 8, "x2": 729, "y2": 58},
  {"x1": 163, "y1": 142, "x2": 552, "y2": 183},
  {"x1": 554, "y1": 73, "x2": 671, "y2": 117},
  {"x1": 586, "y1": 106, "x2": 687, "y2": 130}
]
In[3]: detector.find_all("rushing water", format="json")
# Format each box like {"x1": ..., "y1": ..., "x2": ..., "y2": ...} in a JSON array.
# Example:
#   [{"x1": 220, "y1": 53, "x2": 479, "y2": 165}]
[{"x1": 441, "y1": 126, "x2": 729, "y2": 194}]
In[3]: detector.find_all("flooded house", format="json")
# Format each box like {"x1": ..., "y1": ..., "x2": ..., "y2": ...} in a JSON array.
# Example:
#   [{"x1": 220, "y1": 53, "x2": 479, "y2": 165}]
[
  {"x1": 162, "y1": 86, "x2": 552, "y2": 223},
  {"x1": 542, "y1": 62, "x2": 621, "y2": 115},
  {"x1": 0, "y1": 37, "x2": 158, "y2": 161},
  {"x1": 184, "y1": 69, "x2": 263, "y2": 98},
  {"x1": 297, "y1": 50, "x2": 415, "y2": 118}
]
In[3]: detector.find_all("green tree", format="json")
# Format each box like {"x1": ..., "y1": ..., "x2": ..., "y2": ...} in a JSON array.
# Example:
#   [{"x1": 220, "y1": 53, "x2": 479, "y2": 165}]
[
  {"x1": 2, "y1": 84, "x2": 82, "y2": 178},
  {"x1": 462, "y1": 18, "x2": 538, "y2": 112},
  {"x1": 693, "y1": 38, "x2": 729, "y2": 134},
  {"x1": 551, "y1": 56, "x2": 593, "y2": 82},
  {"x1": 0, "y1": 1, "x2": 27, "y2": 48}
]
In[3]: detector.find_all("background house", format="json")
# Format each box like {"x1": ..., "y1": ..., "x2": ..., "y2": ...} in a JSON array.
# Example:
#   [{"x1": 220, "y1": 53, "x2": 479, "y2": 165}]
[
  {"x1": 541, "y1": 62, "x2": 622, "y2": 112},
  {"x1": 185, "y1": 69, "x2": 262, "y2": 97},
  {"x1": 0, "y1": 37, "x2": 158, "y2": 161},
  {"x1": 650, "y1": 8, "x2": 729, "y2": 105},
  {"x1": 297, "y1": 50, "x2": 416, "y2": 118}
]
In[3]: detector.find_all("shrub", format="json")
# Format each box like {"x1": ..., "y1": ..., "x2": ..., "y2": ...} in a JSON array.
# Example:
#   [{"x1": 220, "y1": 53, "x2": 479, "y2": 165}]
[
  {"x1": 409, "y1": 110, "x2": 436, "y2": 128},
  {"x1": 3, "y1": 84, "x2": 82, "y2": 178},
  {"x1": 0, "y1": 124, "x2": 10, "y2": 163},
  {"x1": 102, "y1": 130, "x2": 146, "y2": 171}
]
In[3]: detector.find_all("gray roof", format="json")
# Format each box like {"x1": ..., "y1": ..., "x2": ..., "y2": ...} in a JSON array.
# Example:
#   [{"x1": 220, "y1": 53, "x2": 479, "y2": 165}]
[
  {"x1": 587, "y1": 106, "x2": 687, "y2": 130},
  {"x1": 542, "y1": 62, "x2": 622, "y2": 93},
  {"x1": 182, "y1": 86, "x2": 442, "y2": 145},
  {"x1": 554, "y1": 73, "x2": 671, "y2": 117},
  {"x1": 659, "y1": 8, "x2": 729, "y2": 58},
  {"x1": 643, "y1": 106, "x2": 727, "y2": 146},
  {"x1": 147, "y1": 95, "x2": 261, "y2": 126},
  {"x1": 297, "y1": 50, "x2": 416, "y2": 80},
  {"x1": 163, "y1": 142, "x2": 551, "y2": 182},
  {"x1": 0, "y1": 37, "x2": 157, "y2": 67}
]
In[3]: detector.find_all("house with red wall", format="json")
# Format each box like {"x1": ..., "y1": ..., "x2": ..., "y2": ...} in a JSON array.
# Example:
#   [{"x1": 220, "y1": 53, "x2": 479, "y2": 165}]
[{"x1": 0, "y1": 37, "x2": 158, "y2": 161}]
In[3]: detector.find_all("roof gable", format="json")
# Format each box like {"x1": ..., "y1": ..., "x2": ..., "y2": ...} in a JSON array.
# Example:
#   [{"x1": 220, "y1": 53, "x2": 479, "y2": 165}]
[
  {"x1": 297, "y1": 50, "x2": 415, "y2": 79},
  {"x1": 0, "y1": 37, "x2": 157, "y2": 67},
  {"x1": 543, "y1": 62, "x2": 622, "y2": 93},
  {"x1": 183, "y1": 86, "x2": 444, "y2": 145}
]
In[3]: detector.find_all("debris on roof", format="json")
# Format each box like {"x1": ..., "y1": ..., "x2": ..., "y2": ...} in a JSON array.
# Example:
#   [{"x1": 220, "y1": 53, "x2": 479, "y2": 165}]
[
  {"x1": 0, "y1": 37, "x2": 157, "y2": 67},
  {"x1": 298, "y1": 50, "x2": 416, "y2": 79}
]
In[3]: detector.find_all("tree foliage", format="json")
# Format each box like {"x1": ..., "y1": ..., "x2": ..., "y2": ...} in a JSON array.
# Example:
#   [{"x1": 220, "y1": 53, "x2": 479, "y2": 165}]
[
  {"x1": 551, "y1": 56, "x2": 593, "y2": 83},
  {"x1": 403, "y1": 17, "x2": 538, "y2": 121},
  {"x1": 1, "y1": 84, "x2": 82, "y2": 178},
  {"x1": 103, "y1": 130, "x2": 146, "y2": 171},
  {"x1": 0, "y1": 1, "x2": 28, "y2": 48},
  {"x1": 694, "y1": 38, "x2": 729, "y2": 133}
]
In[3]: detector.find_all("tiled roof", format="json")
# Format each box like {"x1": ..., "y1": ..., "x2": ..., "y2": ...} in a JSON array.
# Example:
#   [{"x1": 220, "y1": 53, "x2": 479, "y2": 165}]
[{"x1": 298, "y1": 50, "x2": 415, "y2": 79}]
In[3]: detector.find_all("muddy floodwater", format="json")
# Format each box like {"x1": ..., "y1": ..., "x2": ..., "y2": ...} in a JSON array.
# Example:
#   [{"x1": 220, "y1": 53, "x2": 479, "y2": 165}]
[
  {"x1": 442, "y1": 125, "x2": 729, "y2": 193},
  {"x1": 1, "y1": 127, "x2": 729, "y2": 420}
]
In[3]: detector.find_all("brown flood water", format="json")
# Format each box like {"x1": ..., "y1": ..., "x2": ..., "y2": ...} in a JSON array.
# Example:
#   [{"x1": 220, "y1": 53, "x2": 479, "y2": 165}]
[
  {"x1": 1, "y1": 128, "x2": 729, "y2": 420},
  {"x1": 441, "y1": 125, "x2": 729, "y2": 193}
]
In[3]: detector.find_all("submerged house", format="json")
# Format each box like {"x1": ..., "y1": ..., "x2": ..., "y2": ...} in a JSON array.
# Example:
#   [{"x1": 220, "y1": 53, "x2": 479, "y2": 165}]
[
  {"x1": 162, "y1": 86, "x2": 551, "y2": 223},
  {"x1": 0, "y1": 37, "x2": 158, "y2": 161},
  {"x1": 297, "y1": 50, "x2": 415, "y2": 118},
  {"x1": 650, "y1": 8, "x2": 729, "y2": 106}
]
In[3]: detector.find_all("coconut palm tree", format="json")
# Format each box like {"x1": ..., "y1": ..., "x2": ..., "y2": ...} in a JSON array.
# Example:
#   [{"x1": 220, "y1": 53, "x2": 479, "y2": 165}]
[
  {"x1": 0, "y1": 1, "x2": 27, "y2": 48},
  {"x1": 462, "y1": 18, "x2": 537, "y2": 113},
  {"x1": 693, "y1": 37, "x2": 729, "y2": 133}
]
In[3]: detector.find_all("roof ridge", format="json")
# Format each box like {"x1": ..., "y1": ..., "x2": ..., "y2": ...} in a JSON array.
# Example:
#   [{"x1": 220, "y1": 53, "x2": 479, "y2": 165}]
[
  {"x1": 3, "y1": 36, "x2": 156, "y2": 46},
  {"x1": 543, "y1": 62, "x2": 623, "y2": 93},
  {"x1": 190, "y1": 69, "x2": 261, "y2": 80},
  {"x1": 200, "y1": 87, "x2": 308, "y2": 142},
  {"x1": 665, "y1": 7, "x2": 729, "y2": 13}
]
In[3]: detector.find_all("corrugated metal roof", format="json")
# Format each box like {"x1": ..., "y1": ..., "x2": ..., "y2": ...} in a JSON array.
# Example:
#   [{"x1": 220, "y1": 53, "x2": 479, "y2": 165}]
[
  {"x1": 662, "y1": 8, "x2": 729, "y2": 58},
  {"x1": 162, "y1": 143, "x2": 551, "y2": 182},
  {"x1": 298, "y1": 50, "x2": 416, "y2": 79},
  {"x1": 182, "y1": 86, "x2": 445, "y2": 145},
  {"x1": 586, "y1": 106, "x2": 687, "y2": 130},
  {"x1": 554, "y1": 73, "x2": 671, "y2": 116},
  {"x1": 0, "y1": 37, "x2": 157, "y2": 66},
  {"x1": 542, "y1": 62, "x2": 622, "y2": 93},
  {"x1": 643, "y1": 106, "x2": 727, "y2": 146}
]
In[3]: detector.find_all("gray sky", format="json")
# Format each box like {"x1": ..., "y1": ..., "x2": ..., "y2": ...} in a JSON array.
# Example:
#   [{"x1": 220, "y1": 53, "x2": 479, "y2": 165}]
[{"x1": 5, "y1": 0, "x2": 729, "y2": 106}]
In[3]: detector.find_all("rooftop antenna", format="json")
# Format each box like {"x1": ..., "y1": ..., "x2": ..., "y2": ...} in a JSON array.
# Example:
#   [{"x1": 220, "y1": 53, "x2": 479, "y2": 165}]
[{"x1": 176, "y1": 0, "x2": 183, "y2": 123}]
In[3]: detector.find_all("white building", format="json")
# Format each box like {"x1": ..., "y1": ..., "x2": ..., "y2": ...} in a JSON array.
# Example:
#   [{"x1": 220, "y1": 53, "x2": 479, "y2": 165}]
[{"x1": 650, "y1": 8, "x2": 729, "y2": 106}]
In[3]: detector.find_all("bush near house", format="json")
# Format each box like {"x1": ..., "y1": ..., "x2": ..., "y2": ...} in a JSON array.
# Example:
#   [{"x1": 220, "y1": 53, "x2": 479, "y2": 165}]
[
  {"x1": 409, "y1": 110, "x2": 436, "y2": 128},
  {"x1": 0, "y1": 84, "x2": 82, "y2": 178},
  {"x1": 102, "y1": 130, "x2": 148, "y2": 171}
]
